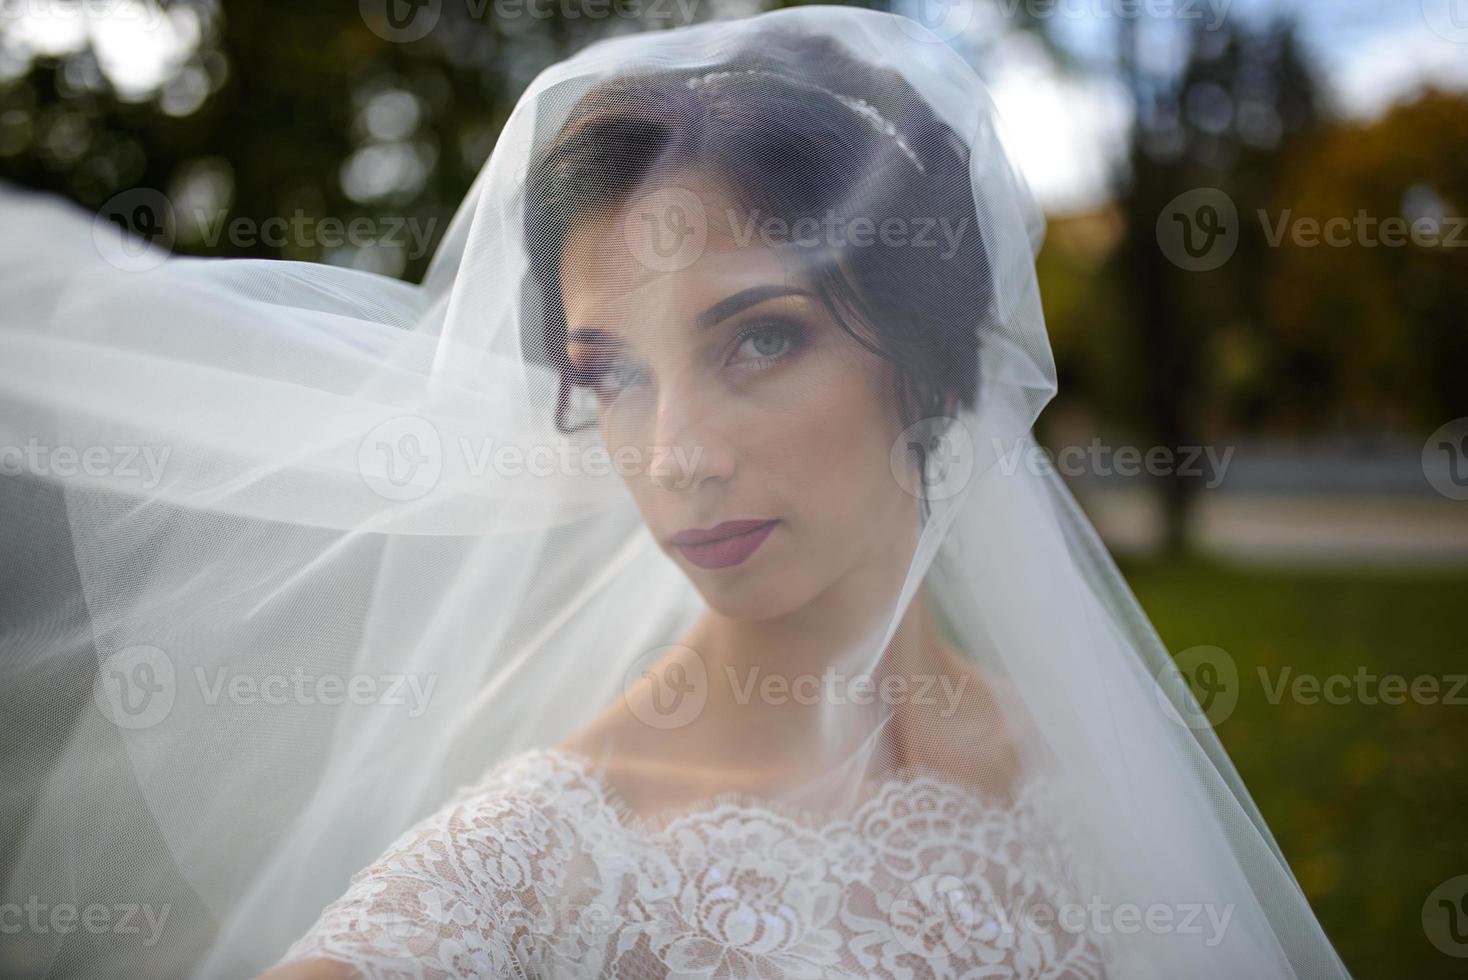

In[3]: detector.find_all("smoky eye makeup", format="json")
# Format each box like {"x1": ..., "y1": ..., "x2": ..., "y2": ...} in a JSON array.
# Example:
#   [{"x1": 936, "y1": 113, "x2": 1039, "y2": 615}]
[
  {"x1": 562, "y1": 291, "x2": 822, "y2": 403},
  {"x1": 725, "y1": 314, "x2": 810, "y2": 369},
  {"x1": 565, "y1": 328, "x2": 661, "y2": 406},
  {"x1": 567, "y1": 349, "x2": 642, "y2": 403},
  {"x1": 577, "y1": 315, "x2": 809, "y2": 393}
]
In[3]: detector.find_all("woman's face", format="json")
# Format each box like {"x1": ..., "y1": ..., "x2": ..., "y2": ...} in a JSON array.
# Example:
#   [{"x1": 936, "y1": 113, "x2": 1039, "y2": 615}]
[{"x1": 559, "y1": 173, "x2": 919, "y2": 620}]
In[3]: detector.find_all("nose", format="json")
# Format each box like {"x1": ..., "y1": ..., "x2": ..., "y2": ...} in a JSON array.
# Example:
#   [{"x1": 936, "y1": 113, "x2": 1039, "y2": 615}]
[{"x1": 648, "y1": 371, "x2": 735, "y2": 493}]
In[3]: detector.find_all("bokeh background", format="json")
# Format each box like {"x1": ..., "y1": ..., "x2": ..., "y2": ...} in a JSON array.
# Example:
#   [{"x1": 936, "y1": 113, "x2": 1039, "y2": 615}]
[{"x1": 2, "y1": 0, "x2": 1465, "y2": 975}]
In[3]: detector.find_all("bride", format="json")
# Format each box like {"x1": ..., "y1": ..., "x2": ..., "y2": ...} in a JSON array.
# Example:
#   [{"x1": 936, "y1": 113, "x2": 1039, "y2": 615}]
[{"x1": 0, "y1": 6, "x2": 1349, "y2": 980}]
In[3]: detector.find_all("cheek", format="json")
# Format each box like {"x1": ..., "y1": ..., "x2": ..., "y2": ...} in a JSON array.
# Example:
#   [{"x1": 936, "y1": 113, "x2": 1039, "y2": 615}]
[
  {"x1": 761, "y1": 353, "x2": 903, "y2": 521},
  {"x1": 597, "y1": 408, "x2": 638, "y2": 458}
]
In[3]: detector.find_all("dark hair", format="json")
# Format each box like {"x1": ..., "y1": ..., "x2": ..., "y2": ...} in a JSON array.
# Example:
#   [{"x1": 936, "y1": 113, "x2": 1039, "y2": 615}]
[{"x1": 522, "y1": 28, "x2": 994, "y2": 473}]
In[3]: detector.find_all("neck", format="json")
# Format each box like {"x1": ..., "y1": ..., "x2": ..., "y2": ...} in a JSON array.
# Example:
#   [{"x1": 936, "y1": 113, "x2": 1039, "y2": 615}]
[{"x1": 684, "y1": 503, "x2": 951, "y2": 766}]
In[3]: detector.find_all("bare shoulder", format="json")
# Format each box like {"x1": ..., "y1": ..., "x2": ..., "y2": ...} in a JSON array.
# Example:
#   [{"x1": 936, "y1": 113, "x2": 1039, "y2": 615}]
[
  {"x1": 555, "y1": 648, "x2": 696, "y2": 770},
  {"x1": 553, "y1": 685, "x2": 697, "y2": 811}
]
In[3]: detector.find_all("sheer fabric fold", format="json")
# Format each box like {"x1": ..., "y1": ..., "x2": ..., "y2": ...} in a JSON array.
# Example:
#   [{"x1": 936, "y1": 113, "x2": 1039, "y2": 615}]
[{"x1": 0, "y1": 7, "x2": 1348, "y2": 979}]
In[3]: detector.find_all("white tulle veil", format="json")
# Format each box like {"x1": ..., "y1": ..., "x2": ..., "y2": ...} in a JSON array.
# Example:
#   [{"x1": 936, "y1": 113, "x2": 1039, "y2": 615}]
[{"x1": 0, "y1": 6, "x2": 1350, "y2": 979}]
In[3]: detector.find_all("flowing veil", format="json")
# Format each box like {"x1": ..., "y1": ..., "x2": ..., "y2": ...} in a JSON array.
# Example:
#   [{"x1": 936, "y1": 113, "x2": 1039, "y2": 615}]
[{"x1": 0, "y1": 6, "x2": 1350, "y2": 979}]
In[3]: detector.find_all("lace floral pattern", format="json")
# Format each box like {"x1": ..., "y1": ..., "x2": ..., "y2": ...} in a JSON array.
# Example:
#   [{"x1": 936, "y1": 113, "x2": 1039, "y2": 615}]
[{"x1": 276, "y1": 748, "x2": 1109, "y2": 979}]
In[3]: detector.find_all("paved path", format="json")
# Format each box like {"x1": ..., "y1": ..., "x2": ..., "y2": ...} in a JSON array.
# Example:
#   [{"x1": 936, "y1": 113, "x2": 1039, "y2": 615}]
[{"x1": 1081, "y1": 489, "x2": 1468, "y2": 565}]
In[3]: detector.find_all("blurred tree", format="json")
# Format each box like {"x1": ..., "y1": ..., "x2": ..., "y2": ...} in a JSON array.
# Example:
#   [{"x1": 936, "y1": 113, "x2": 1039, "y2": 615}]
[
  {"x1": 1107, "y1": 14, "x2": 1322, "y2": 553},
  {"x1": 1034, "y1": 203, "x2": 1131, "y2": 431},
  {"x1": 1261, "y1": 87, "x2": 1468, "y2": 432},
  {"x1": 0, "y1": 0, "x2": 856, "y2": 281}
]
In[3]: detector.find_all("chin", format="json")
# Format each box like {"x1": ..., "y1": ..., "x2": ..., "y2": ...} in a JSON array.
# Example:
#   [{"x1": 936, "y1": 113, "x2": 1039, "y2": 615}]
[{"x1": 683, "y1": 562, "x2": 817, "y2": 623}]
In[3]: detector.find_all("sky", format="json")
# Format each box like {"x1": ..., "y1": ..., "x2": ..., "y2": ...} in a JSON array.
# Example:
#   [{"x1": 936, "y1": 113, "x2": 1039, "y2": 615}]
[{"x1": 923, "y1": 0, "x2": 1468, "y2": 212}]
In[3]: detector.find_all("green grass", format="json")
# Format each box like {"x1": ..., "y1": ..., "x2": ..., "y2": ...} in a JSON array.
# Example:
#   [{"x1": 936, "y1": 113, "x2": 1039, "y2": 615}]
[{"x1": 1118, "y1": 555, "x2": 1468, "y2": 979}]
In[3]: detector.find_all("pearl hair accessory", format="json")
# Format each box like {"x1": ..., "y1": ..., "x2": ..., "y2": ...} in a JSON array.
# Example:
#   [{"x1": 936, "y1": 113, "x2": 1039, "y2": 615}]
[{"x1": 685, "y1": 68, "x2": 927, "y2": 174}]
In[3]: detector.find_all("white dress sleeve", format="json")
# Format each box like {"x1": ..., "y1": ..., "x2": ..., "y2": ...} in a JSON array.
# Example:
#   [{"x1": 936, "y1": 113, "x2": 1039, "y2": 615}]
[{"x1": 271, "y1": 757, "x2": 582, "y2": 980}]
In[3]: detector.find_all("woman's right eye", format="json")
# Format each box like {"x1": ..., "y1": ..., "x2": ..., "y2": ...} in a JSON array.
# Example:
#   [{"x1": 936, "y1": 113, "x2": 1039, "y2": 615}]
[{"x1": 592, "y1": 357, "x2": 649, "y2": 401}]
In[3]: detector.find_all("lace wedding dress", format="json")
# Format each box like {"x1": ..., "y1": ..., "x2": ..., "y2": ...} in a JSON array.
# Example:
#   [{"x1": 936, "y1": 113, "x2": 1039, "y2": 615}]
[
  {"x1": 274, "y1": 747, "x2": 1110, "y2": 979},
  {"x1": 0, "y1": 7, "x2": 1352, "y2": 978}
]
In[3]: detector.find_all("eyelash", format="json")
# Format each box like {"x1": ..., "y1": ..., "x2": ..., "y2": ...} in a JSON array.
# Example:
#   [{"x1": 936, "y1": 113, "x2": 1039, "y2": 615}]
[
  {"x1": 573, "y1": 317, "x2": 806, "y2": 402},
  {"x1": 729, "y1": 318, "x2": 805, "y2": 370}
]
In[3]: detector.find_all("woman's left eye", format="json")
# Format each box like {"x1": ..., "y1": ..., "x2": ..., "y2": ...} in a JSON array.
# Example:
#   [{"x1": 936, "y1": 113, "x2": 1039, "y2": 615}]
[{"x1": 730, "y1": 322, "x2": 800, "y2": 366}]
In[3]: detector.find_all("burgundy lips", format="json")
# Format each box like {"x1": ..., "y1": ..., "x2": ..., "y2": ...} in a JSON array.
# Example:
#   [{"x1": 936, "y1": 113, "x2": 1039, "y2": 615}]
[{"x1": 669, "y1": 519, "x2": 778, "y2": 570}]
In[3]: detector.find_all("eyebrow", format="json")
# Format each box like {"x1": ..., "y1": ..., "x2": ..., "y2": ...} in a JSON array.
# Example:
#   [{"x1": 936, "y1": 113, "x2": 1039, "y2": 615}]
[
  {"x1": 566, "y1": 284, "x2": 811, "y2": 346},
  {"x1": 696, "y1": 284, "x2": 811, "y2": 330}
]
